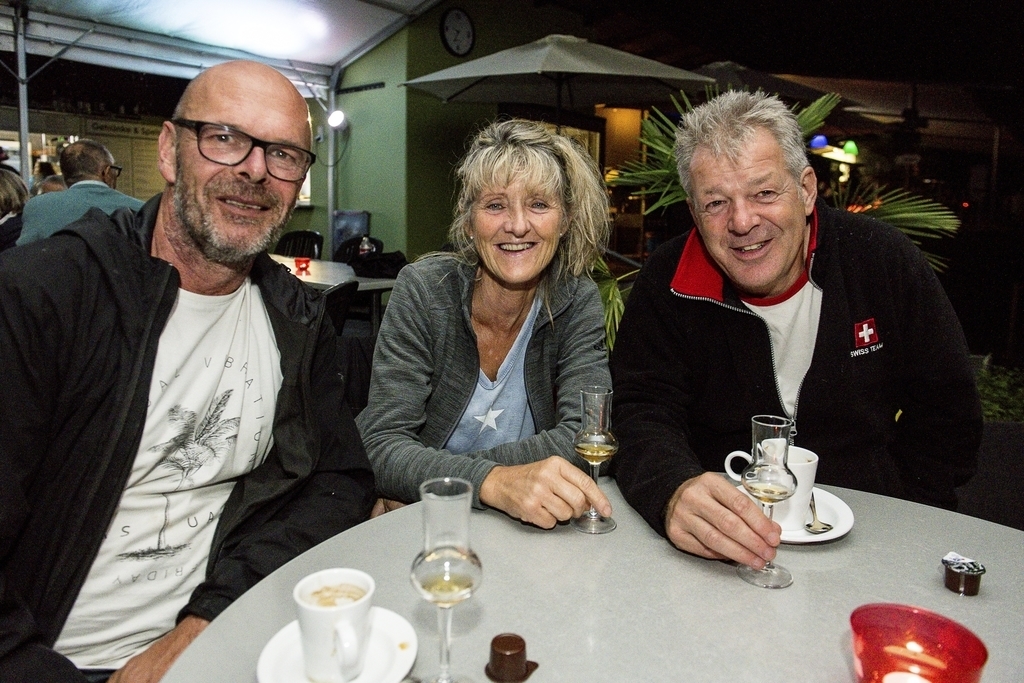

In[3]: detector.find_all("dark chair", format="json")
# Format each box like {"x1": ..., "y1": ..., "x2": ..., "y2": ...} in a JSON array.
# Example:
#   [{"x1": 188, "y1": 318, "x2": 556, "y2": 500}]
[
  {"x1": 956, "y1": 421, "x2": 1024, "y2": 531},
  {"x1": 274, "y1": 230, "x2": 323, "y2": 259},
  {"x1": 323, "y1": 281, "x2": 359, "y2": 336},
  {"x1": 332, "y1": 236, "x2": 385, "y2": 324}
]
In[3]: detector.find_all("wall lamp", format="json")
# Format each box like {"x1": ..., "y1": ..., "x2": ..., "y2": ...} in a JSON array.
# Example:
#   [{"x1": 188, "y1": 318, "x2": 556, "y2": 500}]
[
  {"x1": 311, "y1": 97, "x2": 348, "y2": 131},
  {"x1": 326, "y1": 109, "x2": 347, "y2": 129}
]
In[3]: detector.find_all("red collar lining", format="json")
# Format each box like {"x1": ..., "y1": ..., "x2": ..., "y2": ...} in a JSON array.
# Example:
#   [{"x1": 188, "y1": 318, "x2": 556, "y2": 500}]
[{"x1": 670, "y1": 207, "x2": 819, "y2": 304}]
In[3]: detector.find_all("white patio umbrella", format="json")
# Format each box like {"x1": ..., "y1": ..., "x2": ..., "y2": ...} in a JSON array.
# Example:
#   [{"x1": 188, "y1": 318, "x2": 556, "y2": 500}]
[{"x1": 403, "y1": 34, "x2": 714, "y2": 114}]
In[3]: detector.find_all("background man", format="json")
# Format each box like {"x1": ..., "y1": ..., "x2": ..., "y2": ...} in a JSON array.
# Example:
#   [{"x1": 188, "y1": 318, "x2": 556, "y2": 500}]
[
  {"x1": 0, "y1": 60, "x2": 374, "y2": 682},
  {"x1": 15, "y1": 139, "x2": 144, "y2": 245},
  {"x1": 611, "y1": 91, "x2": 982, "y2": 572}
]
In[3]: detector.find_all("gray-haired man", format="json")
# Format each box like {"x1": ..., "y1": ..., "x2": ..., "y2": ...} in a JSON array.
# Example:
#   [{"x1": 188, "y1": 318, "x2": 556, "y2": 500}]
[{"x1": 611, "y1": 90, "x2": 981, "y2": 571}]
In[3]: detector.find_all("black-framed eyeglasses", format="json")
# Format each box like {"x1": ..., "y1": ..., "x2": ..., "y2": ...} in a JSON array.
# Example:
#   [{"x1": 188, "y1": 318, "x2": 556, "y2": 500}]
[
  {"x1": 108, "y1": 165, "x2": 123, "y2": 178},
  {"x1": 171, "y1": 119, "x2": 316, "y2": 182}
]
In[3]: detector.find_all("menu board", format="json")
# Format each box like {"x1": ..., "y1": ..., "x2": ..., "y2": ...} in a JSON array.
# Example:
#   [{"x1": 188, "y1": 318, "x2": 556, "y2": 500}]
[
  {"x1": 131, "y1": 137, "x2": 164, "y2": 199},
  {"x1": 85, "y1": 119, "x2": 165, "y2": 201}
]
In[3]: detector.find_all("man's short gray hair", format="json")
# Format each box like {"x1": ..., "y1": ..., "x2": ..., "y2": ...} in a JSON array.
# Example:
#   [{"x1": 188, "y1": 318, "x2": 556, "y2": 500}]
[
  {"x1": 675, "y1": 91, "x2": 809, "y2": 199},
  {"x1": 59, "y1": 139, "x2": 115, "y2": 185}
]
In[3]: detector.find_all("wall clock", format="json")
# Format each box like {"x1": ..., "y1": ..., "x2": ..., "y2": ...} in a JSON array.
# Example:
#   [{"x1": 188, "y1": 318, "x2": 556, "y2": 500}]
[{"x1": 440, "y1": 8, "x2": 475, "y2": 57}]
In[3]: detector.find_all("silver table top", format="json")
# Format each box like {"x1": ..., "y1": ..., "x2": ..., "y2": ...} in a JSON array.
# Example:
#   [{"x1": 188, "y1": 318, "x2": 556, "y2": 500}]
[{"x1": 162, "y1": 482, "x2": 1024, "y2": 682}]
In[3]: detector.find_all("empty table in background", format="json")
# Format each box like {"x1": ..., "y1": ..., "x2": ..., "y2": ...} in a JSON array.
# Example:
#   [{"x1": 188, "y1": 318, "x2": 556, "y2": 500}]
[{"x1": 270, "y1": 253, "x2": 396, "y2": 335}]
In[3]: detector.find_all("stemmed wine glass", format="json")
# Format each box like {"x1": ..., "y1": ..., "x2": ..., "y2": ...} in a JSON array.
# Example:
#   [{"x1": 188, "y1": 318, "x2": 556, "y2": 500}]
[
  {"x1": 410, "y1": 477, "x2": 483, "y2": 683},
  {"x1": 736, "y1": 415, "x2": 798, "y2": 589},
  {"x1": 571, "y1": 386, "x2": 618, "y2": 534}
]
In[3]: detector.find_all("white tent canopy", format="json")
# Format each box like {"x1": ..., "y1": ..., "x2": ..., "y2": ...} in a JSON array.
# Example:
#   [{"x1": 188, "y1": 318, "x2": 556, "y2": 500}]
[
  {"x1": 1, "y1": 0, "x2": 442, "y2": 93},
  {"x1": 0, "y1": 0, "x2": 442, "y2": 209}
]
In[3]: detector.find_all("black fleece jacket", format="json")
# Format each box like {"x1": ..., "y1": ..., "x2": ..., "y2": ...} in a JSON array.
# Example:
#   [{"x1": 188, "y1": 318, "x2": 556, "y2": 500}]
[
  {"x1": 0, "y1": 196, "x2": 374, "y2": 680},
  {"x1": 610, "y1": 201, "x2": 982, "y2": 538}
]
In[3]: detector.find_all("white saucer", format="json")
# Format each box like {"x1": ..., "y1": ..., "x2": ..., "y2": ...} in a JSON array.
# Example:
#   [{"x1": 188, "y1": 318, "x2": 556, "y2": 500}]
[
  {"x1": 736, "y1": 485, "x2": 855, "y2": 544},
  {"x1": 257, "y1": 607, "x2": 417, "y2": 683},
  {"x1": 780, "y1": 487, "x2": 854, "y2": 544}
]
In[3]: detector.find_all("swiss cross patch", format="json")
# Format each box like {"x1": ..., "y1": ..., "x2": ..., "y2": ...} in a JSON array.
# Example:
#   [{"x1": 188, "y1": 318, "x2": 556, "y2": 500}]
[{"x1": 854, "y1": 318, "x2": 879, "y2": 348}]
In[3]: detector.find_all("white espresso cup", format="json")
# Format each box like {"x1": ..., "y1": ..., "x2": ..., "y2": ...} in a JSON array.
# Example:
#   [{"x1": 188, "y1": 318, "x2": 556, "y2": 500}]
[
  {"x1": 294, "y1": 568, "x2": 375, "y2": 683},
  {"x1": 725, "y1": 446, "x2": 820, "y2": 531}
]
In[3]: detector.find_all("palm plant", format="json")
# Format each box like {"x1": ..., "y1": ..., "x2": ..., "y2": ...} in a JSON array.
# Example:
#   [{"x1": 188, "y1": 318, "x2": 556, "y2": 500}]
[
  {"x1": 833, "y1": 183, "x2": 959, "y2": 270},
  {"x1": 596, "y1": 88, "x2": 961, "y2": 348},
  {"x1": 610, "y1": 90, "x2": 959, "y2": 262}
]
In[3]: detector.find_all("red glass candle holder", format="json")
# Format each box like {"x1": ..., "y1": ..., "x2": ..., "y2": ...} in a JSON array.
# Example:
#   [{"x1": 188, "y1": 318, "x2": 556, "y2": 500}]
[
  {"x1": 294, "y1": 257, "x2": 311, "y2": 272},
  {"x1": 850, "y1": 603, "x2": 987, "y2": 683}
]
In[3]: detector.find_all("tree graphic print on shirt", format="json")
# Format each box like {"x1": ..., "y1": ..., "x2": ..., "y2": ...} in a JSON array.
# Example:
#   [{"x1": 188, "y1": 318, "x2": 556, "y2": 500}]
[
  {"x1": 117, "y1": 390, "x2": 240, "y2": 561},
  {"x1": 151, "y1": 389, "x2": 240, "y2": 488}
]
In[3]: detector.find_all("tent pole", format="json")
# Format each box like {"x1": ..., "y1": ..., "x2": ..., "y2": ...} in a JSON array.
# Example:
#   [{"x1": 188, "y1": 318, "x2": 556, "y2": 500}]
[
  {"x1": 14, "y1": 2, "x2": 30, "y2": 182},
  {"x1": 327, "y1": 64, "x2": 344, "y2": 255},
  {"x1": 327, "y1": 86, "x2": 337, "y2": 249}
]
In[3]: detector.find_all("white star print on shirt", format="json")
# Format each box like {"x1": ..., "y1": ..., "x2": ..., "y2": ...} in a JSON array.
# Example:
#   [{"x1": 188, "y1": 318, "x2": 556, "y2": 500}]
[{"x1": 474, "y1": 407, "x2": 504, "y2": 432}]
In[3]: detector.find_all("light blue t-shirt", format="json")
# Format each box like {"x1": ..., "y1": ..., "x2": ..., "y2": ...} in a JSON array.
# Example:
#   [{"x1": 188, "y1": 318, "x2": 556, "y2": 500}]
[{"x1": 445, "y1": 297, "x2": 541, "y2": 454}]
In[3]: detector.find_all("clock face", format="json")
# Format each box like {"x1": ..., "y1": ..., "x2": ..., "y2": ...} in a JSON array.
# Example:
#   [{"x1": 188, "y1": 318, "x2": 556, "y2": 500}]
[{"x1": 441, "y1": 8, "x2": 474, "y2": 57}]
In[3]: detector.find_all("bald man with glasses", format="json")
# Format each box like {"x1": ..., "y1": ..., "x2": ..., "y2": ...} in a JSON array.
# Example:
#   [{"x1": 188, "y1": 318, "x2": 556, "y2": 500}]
[
  {"x1": 16, "y1": 139, "x2": 144, "y2": 246},
  {"x1": 0, "y1": 61, "x2": 374, "y2": 683}
]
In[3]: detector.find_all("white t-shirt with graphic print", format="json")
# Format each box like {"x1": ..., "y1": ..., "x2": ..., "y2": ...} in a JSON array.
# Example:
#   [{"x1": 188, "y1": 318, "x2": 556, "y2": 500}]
[{"x1": 55, "y1": 280, "x2": 282, "y2": 669}]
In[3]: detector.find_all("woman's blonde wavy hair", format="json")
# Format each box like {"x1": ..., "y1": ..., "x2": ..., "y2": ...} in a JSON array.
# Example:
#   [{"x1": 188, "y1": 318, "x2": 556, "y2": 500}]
[{"x1": 446, "y1": 118, "x2": 609, "y2": 281}]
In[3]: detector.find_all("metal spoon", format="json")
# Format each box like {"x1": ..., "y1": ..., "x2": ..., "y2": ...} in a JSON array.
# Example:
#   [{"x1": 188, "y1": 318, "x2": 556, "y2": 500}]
[{"x1": 804, "y1": 492, "x2": 834, "y2": 534}]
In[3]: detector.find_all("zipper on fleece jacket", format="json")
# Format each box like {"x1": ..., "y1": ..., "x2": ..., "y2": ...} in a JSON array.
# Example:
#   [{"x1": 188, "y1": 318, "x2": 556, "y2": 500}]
[{"x1": 669, "y1": 290, "x2": 806, "y2": 440}]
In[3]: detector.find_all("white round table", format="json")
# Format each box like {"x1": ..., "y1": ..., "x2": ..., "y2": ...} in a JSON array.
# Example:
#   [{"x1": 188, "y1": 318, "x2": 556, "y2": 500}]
[{"x1": 162, "y1": 482, "x2": 1024, "y2": 682}]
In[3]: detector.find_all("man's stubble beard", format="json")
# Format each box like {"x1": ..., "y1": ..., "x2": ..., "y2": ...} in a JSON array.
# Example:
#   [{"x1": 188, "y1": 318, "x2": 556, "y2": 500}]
[{"x1": 172, "y1": 157, "x2": 295, "y2": 266}]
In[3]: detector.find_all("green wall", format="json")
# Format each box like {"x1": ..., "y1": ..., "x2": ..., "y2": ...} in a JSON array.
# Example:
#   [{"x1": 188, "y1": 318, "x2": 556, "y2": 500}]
[
  {"x1": 334, "y1": 32, "x2": 410, "y2": 257},
  {"x1": 332, "y1": 0, "x2": 588, "y2": 261},
  {"x1": 281, "y1": 100, "x2": 328, "y2": 250}
]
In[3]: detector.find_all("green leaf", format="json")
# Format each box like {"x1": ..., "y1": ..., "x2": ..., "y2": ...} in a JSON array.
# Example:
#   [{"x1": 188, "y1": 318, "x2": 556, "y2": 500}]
[
  {"x1": 795, "y1": 93, "x2": 841, "y2": 137},
  {"x1": 977, "y1": 364, "x2": 1024, "y2": 422},
  {"x1": 591, "y1": 256, "x2": 637, "y2": 351}
]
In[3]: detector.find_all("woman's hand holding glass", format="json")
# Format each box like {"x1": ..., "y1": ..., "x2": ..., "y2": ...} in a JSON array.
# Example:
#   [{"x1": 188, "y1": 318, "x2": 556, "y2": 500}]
[{"x1": 479, "y1": 455, "x2": 611, "y2": 528}]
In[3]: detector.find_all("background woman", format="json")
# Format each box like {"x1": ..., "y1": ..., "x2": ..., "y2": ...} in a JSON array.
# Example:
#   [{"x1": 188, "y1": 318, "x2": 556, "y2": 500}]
[
  {"x1": 357, "y1": 118, "x2": 612, "y2": 527},
  {"x1": 0, "y1": 169, "x2": 29, "y2": 252}
]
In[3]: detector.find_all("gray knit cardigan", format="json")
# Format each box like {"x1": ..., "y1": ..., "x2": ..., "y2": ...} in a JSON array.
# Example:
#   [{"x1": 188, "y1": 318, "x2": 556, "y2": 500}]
[{"x1": 356, "y1": 254, "x2": 611, "y2": 507}]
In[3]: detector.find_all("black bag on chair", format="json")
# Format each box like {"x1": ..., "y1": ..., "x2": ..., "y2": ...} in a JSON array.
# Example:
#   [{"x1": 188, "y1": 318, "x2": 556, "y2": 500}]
[
  {"x1": 333, "y1": 236, "x2": 407, "y2": 278},
  {"x1": 351, "y1": 251, "x2": 408, "y2": 278},
  {"x1": 333, "y1": 236, "x2": 383, "y2": 264}
]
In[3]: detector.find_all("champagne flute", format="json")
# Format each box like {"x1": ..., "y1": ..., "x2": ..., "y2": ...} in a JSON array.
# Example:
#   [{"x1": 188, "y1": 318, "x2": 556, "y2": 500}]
[
  {"x1": 410, "y1": 477, "x2": 483, "y2": 683},
  {"x1": 736, "y1": 415, "x2": 798, "y2": 589},
  {"x1": 571, "y1": 386, "x2": 618, "y2": 534}
]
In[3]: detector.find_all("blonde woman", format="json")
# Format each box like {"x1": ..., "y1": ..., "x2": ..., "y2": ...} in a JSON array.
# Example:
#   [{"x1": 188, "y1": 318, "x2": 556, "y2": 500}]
[{"x1": 358, "y1": 119, "x2": 612, "y2": 527}]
